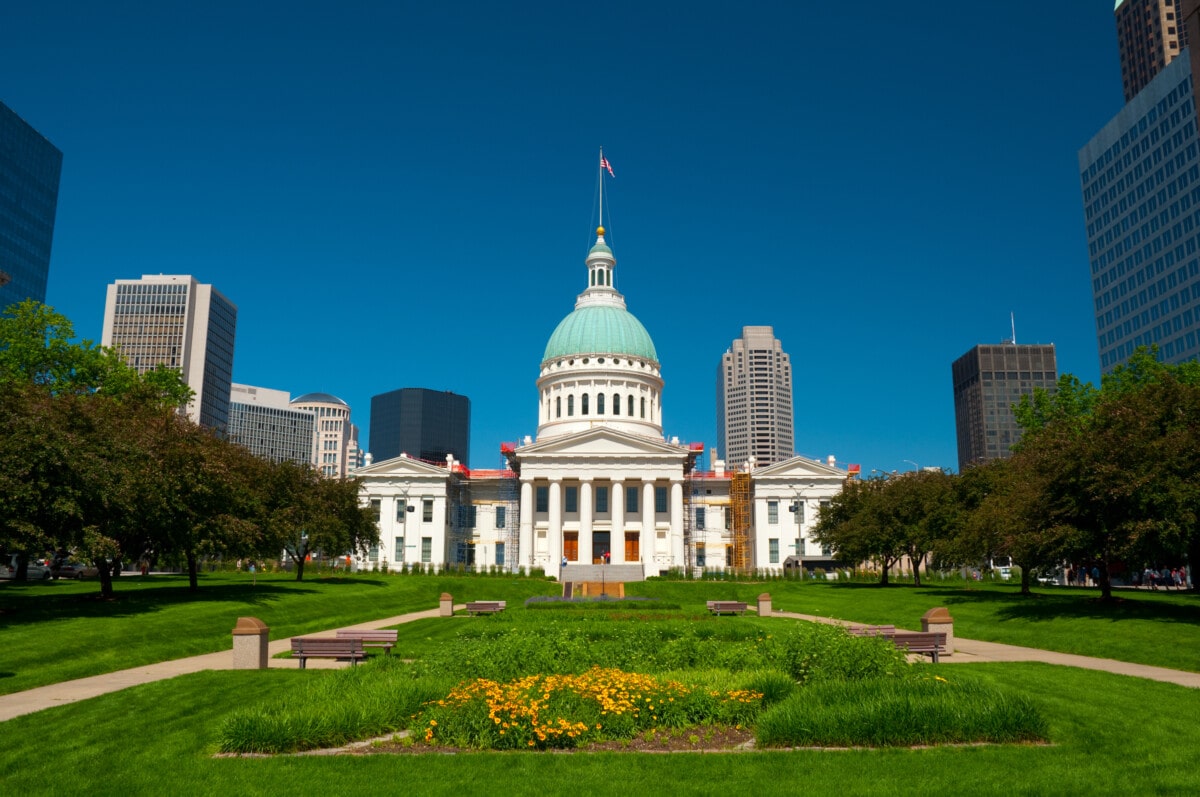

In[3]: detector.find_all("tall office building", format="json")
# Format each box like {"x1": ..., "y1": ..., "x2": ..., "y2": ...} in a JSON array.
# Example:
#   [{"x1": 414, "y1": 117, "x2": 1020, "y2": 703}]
[
  {"x1": 369, "y1": 387, "x2": 470, "y2": 465},
  {"x1": 716, "y1": 326, "x2": 794, "y2": 469},
  {"x1": 101, "y1": 275, "x2": 237, "y2": 429},
  {"x1": 290, "y1": 392, "x2": 357, "y2": 477},
  {"x1": 952, "y1": 343, "x2": 1058, "y2": 470},
  {"x1": 227, "y1": 384, "x2": 315, "y2": 465},
  {"x1": 0, "y1": 101, "x2": 63, "y2": 310},
  {"x1": 1079, "y1": 29, "x2": 1200, "y2": 371},
  {"x1": 1116, "y1": 0, "x2": 1188, "y2": 102}
]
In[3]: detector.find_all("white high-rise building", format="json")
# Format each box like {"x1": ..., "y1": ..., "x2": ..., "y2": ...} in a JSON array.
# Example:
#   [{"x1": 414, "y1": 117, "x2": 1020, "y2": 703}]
[
  {"x1": 101, "y1": 274, "x2": 237, "y2": 428},
  {"x1": 290, "y1": 392, "x2": 357, "y2": 478},
  {"x1": 227, "y1": 384, "x2": 315, "y2": 466},
  {"x1": 717, "y1": 326, "x2": 794, "y2": 469}
]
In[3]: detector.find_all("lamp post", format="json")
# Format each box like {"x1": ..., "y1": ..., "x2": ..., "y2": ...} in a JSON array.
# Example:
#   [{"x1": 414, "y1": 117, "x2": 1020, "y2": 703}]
[{"x1": 903, "y1": 459, "x2": 920, "y2": 472}]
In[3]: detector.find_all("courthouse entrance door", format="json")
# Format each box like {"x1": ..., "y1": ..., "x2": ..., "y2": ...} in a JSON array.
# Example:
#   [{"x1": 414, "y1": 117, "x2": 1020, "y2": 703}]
[
  {"x1": 624, "y1": 533, "x2": 640, "y2": 562},
  {"x1": 592, "y1": 531, "x2": 611, "y2": 564},
  {"x1": 563, "y1": 533, "x2": 579, "y2": 562}
]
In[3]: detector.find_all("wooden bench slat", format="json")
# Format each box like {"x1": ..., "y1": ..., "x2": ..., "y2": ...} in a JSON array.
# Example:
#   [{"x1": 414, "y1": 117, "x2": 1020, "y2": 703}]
[{"x1": 291, "y1": 637, "x2": 367, "y2": 669}]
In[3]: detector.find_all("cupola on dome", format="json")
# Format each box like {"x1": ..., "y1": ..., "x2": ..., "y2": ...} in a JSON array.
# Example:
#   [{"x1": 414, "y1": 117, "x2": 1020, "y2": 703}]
[{"x1": 541, "y1": 226, "x2": 658, "y2": 364}]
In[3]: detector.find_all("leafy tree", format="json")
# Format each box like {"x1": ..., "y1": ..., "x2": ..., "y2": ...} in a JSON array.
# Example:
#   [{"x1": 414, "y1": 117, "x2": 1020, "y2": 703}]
[
  {"x1": 812, "y1": 477, "x2": 906, "y2": 584},
  {"x1": 1013, "y1": 347, "x2": 1200, "y2": 598},
  {"x1": 261, "y1": 463, "x2": 378, "y2": 581}
]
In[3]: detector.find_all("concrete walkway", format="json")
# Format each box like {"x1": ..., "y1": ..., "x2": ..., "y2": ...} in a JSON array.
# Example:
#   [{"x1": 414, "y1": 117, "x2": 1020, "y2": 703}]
[
  {"x1": 773, "y1": 610, "x2": 1200, "y2": 689},
  {"x1": 0, "y1": 605, "x2": 453, "y2": 723},
  {"x1": 4, "y1": 605, "x2": 1198, "y2": 724}
]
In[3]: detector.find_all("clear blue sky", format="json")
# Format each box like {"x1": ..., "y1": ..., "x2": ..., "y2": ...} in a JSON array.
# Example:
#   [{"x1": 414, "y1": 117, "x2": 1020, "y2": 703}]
[{"x1": 3, "y1": 1, "x2": 1124, "y2": 472}]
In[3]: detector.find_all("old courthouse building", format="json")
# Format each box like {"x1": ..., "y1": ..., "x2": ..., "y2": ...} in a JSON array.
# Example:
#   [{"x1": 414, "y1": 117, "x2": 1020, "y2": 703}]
[{"x1": 353, "y1": 221, "x2": 848, "y2": 579}]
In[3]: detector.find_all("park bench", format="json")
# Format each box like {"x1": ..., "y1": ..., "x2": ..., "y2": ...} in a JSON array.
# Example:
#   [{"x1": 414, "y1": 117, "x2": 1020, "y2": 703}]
[
  {"x1": 706, "y1": 600, "x2": 748, "y2": 616},
  {"x1": 888, "y1": 631, "x2": 947, "y2": 663},
  {"x1": 335, "y1": 629, "x2": 398, "y2": 655},
  {"x1": 290, "y1": 637, "x2": 366, "y2": 669},
  {"x1": 465, "y1": 600, "x2": 506, "y2": 615}
]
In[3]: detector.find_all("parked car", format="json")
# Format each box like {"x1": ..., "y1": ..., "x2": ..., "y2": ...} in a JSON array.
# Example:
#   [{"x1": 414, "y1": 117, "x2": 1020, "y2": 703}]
[
  {"x1": 52, "y1": 560, "x2": 99, "y2": 580},
  {"x1": 1, "y1": 555, "x2": 53, "y2": 580}
]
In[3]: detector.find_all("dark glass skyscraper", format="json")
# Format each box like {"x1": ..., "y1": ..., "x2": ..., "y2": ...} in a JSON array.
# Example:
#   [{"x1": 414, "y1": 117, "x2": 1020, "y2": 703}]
[
  {"x1": 952, "y1": 343, "x2": 1057, "y2": 470},
  {"x1": 370, "y1": 388, "x2": 470, "y2": 465},
  {"x1": 0, "y1": 101, "x2": 62, "y2": 310}
]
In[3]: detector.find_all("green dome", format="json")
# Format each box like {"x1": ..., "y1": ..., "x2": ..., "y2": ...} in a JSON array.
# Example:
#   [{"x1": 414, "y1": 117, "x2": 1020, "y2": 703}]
[{"x1": 543, "y1": 305, "x2": 658, "y2": 363}]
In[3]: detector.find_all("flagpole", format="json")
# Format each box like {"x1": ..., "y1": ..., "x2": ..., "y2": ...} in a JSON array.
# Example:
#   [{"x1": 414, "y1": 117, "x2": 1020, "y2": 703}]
[{"x1": 598, "y1": 146, "x2": 604, "y2": 230}]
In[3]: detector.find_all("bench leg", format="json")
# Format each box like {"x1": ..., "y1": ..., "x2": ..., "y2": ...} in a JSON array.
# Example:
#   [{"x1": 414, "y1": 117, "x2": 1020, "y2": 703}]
[{"x1": 298, "y1": 657, "x2": 306, "y2": 670}]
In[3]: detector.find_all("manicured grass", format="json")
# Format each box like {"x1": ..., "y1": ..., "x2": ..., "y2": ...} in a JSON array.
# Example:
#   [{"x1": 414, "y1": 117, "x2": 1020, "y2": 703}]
[
  {"x1": 0, "y1": 572, "x2": 559, "y2": 694},
  {"x1": 1, "y1": 662, "x2": 1198, "y2": 795},
  {"x1": 628, "y1": 580, "x2": 1200, "y2": 672}
]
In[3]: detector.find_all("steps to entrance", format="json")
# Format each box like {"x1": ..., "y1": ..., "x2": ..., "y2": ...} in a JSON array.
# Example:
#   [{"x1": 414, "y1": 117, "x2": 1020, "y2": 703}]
[{"x1": 561, "y1": 564, "x2": 643, "y2": 583}]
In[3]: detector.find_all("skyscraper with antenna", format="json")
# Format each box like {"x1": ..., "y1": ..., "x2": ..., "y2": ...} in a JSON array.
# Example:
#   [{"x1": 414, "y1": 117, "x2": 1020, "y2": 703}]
[{"x1": 951, "y1": 340, "x2": 1057, "y2": 470}]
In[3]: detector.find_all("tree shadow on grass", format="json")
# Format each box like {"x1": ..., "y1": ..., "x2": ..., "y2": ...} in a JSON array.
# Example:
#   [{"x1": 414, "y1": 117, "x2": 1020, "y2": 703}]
[
  {"x1": 824, "y1": 581, "x2": 1200, "y2": 626},
  {"x1": 0, "y1": 576, "x2": 391, "y2": 628}
]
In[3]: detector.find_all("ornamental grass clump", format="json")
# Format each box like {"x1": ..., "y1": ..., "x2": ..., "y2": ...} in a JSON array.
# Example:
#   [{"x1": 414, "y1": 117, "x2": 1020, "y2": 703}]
[
  {"x1": 217, "y1": 657, "x2": 449, "y2": 754},
  {"x1": 755, "y1": 675, "x2": 1048, "y2": 748},
  {"x1": 417, "y1": 666, "x2": 763, "y2": 750}
]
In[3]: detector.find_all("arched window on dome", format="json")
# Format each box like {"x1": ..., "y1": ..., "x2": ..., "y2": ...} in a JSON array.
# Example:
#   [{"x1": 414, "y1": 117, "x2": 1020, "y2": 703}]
[
  {"x1": 640, "y1": 397, "x2": 646, "y2": 419},
  {"x1": 582, "y1": 394, "x2": 590, "y2": 415},
  {"x1": 612, "y1": 394, "x2": 620, "y2": 416},
  {"x1": 567, "y1": 395, "x2": 574, "y2": 416},
  {"x1": 597, "y1": 393, "x2": 605, "y2": 415},
  {"x1": 556, "y1": 396, "x2": 561, "y2": 418}
]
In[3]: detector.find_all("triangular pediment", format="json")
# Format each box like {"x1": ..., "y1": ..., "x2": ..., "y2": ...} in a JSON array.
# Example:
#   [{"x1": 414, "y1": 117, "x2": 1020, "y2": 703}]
[
  {"x1": 752, "y1": 454, "x2": 846, "y2": 481},
  {"x1": 353, "y1": 454, "x2": 451, "y2": 479},
  {"x1": 516, "y1": 426, "x2": 689, "y2": 460}
]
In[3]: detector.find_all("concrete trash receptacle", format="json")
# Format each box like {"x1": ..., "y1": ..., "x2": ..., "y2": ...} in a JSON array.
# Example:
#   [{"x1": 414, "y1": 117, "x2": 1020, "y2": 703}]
[
  {"x1": 920, "y1": 607, "x2": 954, "y2": 656},
  {"x1": 232, "y1": 616, "x2": 270, "y2": 669},
  {"x1": 757, "y1": 592, "x2": 772, "y2": 616},
  {"x1": 440, "y1": 592, "x2": 454, "y2": 617}
]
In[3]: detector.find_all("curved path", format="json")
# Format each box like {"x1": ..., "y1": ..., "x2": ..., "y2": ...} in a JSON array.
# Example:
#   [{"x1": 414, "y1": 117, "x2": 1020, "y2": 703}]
[{"x1": 2, "y1": 605, "x2": 1197, "y2": 723}]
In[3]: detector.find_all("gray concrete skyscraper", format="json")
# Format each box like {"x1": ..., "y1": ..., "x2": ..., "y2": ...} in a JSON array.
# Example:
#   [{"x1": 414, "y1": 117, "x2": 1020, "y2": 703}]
[
  {"x1": 716, "y1": 326, "x2": 793, "y2": 469},
  {"x1": 0, "y1": 101, "x2": 62, "y2": 310},
  {"x1": 101, "y1": 275, "x2": 237, "y2": 429}
]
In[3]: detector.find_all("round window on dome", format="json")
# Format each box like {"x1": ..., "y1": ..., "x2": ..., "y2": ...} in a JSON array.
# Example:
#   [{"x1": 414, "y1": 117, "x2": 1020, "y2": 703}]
[
  {"x1": 583, "y1": 358, "x2": 589, "y2": 364},
  {"x1": 598, "y1": 358, "x2": 605, "y2": 364}
]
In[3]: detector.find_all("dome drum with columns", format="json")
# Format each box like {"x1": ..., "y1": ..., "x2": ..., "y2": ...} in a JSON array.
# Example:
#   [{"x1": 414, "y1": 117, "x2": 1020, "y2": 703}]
[{"x1": 352, "y1": 200, "x2": 849, "y2": 580}]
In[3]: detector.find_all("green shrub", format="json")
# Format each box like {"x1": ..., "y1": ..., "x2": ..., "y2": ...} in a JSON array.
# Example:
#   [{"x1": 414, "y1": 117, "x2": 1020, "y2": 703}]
[{"x1": 756, "y1": 675, "x2": 1048, "y2": 748}]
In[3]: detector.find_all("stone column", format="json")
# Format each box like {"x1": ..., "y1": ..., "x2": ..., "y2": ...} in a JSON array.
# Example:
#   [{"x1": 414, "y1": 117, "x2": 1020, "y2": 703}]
[
  {"x1": 611, "y1": 481, "x2": 625, "y2": 564},
  {"x1": 642, "y1": 481, "x2": 655, "y2": 574},
  {"x1": 519, "y1": 479, "x2": 534, "y2": 573},
  {"x1": 670, "y1": 479, "x2": 684, "y2": 568},
  {"x1": 579, "y1": 479, "x2": 594, "y2": 564},
  {"x1": 548, "y1": 480, "x2": 563, "y2": 578}
]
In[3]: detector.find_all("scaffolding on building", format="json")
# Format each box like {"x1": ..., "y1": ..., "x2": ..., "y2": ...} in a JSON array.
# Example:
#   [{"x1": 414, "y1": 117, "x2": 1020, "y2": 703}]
[
  {"x1": 730, "y1": 471, "x2": 752, "y2": 572},
  {"x1": 495, "y1": 471, "x2": 520, "y2": 573}
]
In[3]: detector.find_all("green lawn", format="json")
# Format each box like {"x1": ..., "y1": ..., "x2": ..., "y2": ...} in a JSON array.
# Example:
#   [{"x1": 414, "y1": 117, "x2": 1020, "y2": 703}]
[
  {"x1": 0, "y1": 571, "x2": 559, "y2": 694},
  {"x1": 628, "y1": 579, "x2": 1200, "y2": 672},
  {"x1": 0, "y1": 662, "x2": 1196, "y2": 796},
  {"x1": 3, "y1": 574, "x2": 1199, "y2": 697}
]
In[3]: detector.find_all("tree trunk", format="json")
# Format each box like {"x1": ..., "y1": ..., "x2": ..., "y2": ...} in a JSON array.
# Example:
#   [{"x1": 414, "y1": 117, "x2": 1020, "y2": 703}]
[
  {"x1": 295, "y1": 556, "x2": 306, "y2": 581},
  {"x1": 1188, "y1": 534, "x2": 1200, "y2": 593},
  {"x1": 1018, "y1": 564, "x2": 1032, "y2": 597},
  {"x1": 96, "y1": 559, "x2": 114, "y2": 599},
  {"x1": 186, "y1": 551, "x2": 199, "y2": 592},
  {"x1": 1098, "y1": 559, "x2": 1113, "y2": 601},
  {"x1": 879, "y1": 560, "x2": 890, "y2": 586},
  {"x1": 912, "y1": 552, "x2": 925, "y2": 587}
]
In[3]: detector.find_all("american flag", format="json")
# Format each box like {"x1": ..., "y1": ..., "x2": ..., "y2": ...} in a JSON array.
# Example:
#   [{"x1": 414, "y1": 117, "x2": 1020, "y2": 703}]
[{"x1": 600, "y1": 155, "x2": 615, "y2": 177}]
